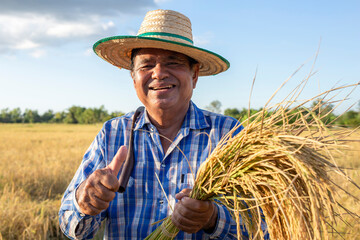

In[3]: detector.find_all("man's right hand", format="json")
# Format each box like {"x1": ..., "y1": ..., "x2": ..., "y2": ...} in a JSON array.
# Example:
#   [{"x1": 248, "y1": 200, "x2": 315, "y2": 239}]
[{"x1": 75, "y1": 146, "x2": 127, "y2": 216}]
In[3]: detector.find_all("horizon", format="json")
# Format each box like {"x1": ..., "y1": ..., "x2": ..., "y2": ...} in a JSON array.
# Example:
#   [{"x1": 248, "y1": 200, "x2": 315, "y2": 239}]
[{"x1": 1, "y1": 0, "x2": 359, "y2": 115}]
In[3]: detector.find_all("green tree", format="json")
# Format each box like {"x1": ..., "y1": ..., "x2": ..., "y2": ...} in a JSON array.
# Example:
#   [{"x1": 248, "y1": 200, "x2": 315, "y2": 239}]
[
  {"x1": 52, "y1": 111, "x2": 66, "y2": 123},
  {"x1": 310, "y1": 99, "x2": 336, "y2": 124},
  {"x1": 224, "y1": 108, "x2": 241, "y2": 119},
  {"x1": 79, "y1": 105, "x2": 110, "y2": 124},
  {"x1": 23, "y1": 109, "x2": 41, "y2": 123},
  {"x1": 64, "y1": 106, "x2": 86, "y2": 124},
  {"x1": 0, "y1": 108, "x2": 11, "y2": 123},
  {"x1": 10, "y1": 108, "x2": 22, "y2": 123},
  {"x1": 81, "y1": 108, "x2": 97, "y2": 124},
  {"x1": 94, "y1": 105, "x2": 109, "y2": 123},
  {"x1": 41, "y1": 110, "x2": 54, "y2": 122},
  {"x1": 103, "y1": 111, "x2": 125, "y2": 122},
  {"x1": 205, "y1": 100, "x2": 222, "y2": 114},
  {"x1": 335, "y1": 110, "x2": 360, "y2": 127}
]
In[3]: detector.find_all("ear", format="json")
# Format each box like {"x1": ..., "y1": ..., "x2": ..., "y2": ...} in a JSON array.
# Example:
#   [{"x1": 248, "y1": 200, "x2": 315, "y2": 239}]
[{"x1": 192, "y1": 63, "x2": 200, "y2": 89}]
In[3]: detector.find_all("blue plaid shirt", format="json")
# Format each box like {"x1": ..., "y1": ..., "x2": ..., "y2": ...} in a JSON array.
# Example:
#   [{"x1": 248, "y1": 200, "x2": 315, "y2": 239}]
[{"x1": 59, "y1": 101, "x2": 251, "y2": 239}]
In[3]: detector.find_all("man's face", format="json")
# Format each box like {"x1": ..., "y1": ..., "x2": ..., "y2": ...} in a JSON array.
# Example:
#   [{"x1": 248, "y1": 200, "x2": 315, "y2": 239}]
[{"x1": 131, "y1": 48, "x2": 199, "y2": 113}]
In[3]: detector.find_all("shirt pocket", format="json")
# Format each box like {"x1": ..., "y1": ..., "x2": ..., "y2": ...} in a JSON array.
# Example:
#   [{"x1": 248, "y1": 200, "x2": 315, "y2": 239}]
[{"x1": 178, "y1": 172, "x2": 195, "y2": 191}]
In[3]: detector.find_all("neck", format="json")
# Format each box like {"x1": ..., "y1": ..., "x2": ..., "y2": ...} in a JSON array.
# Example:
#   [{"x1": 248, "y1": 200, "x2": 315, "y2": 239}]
[{"x1": 146, "y1": 103, "x2": 190, "y2": 152}]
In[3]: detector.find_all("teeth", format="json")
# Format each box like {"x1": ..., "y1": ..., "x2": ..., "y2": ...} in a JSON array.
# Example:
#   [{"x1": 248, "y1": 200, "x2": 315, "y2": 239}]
[{"x1": 151, "y1": 85, "x2": 174, "y2": 90}]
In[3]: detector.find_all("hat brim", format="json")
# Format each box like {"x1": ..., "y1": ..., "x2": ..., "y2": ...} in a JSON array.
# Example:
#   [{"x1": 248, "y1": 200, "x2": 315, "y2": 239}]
[{"x1": 93, "y1": 36, "x2": 230, "y2": 76}]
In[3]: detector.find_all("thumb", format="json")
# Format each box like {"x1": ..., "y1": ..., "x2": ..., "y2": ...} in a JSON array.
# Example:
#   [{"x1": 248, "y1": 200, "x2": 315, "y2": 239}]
[
  {"x1": 175, "y1": 188, "x2": 192, "y2": 200},
  {"x1": 107, "y1": 145, "x2": 128, "y2": 176}
]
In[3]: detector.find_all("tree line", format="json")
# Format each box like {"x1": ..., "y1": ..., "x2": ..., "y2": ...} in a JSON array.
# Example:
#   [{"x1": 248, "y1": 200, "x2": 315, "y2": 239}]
[
  {"x1": 0, "y1": 105, "x2": 124, "y2": 124},
  {"x1": 205, "y1": 100, "x2": 360, "y2": 128},
  {"x1": 1, "y1": 100, "x2": 359, "y2": 127}
]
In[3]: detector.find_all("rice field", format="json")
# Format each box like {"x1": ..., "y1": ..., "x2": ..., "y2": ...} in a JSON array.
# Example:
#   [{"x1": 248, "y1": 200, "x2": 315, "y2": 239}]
[
  {"x1": 0, "y1": 123, "x2": 359, "y2": 239},
  {"x1": 0, "y1": 123, "x2": 102, "y2": 240}
]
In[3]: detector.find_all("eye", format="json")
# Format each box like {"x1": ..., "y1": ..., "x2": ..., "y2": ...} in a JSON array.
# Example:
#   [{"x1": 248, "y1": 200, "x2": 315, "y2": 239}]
[
  {"x1": 167, "y1": 61, "x2": 184, "y2": 67},
  {"x1": 138, "y1": 64, "x2": 154, "y2": 70}
]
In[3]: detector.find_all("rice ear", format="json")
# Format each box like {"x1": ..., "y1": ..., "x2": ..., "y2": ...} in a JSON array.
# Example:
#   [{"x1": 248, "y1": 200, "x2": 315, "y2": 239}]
[{"x1": 145, "y1": 77, "x2": 360, "y2": 239}]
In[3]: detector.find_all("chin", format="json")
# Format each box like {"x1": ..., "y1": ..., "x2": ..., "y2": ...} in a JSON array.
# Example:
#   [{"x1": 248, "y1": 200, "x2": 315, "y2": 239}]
[{"x1": 151, "y1": 101, "x2": 179, "y2": 111}]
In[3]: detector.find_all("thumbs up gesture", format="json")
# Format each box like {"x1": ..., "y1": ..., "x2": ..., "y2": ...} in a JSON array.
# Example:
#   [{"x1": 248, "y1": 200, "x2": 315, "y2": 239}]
[{"x1": 76, "y1": 146, "x2": 127, "y2": 216}]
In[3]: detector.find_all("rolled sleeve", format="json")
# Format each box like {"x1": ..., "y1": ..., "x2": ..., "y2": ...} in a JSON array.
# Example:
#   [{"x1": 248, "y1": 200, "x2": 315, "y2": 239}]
[
  {"x1": 207, "y1": 203, "x2": 269, "y2": 240},
  {"x1": 207, "y1": 204, "x2": 239, "y2": 239},
  {"x1": 59, "y1": 185, "x2": 103, "y2": 239},
  {"x1": 58, "y1": 125, "x2": 108, "y2": 239}
]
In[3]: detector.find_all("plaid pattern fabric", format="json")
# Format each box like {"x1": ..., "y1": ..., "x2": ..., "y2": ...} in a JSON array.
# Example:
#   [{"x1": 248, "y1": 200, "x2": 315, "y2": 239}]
[{"x1": 59, "y1": 101, "x2": 259, "y2": 240}]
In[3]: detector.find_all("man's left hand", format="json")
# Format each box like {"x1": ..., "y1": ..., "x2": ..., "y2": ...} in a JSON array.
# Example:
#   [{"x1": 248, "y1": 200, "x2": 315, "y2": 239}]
[{"x1": 171, "y1": 188, "x2": 218, "y2": 234}]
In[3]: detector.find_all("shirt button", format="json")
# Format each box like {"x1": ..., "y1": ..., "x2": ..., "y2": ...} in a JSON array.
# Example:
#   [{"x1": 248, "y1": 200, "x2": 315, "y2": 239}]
[
  {"x1": 161, "y1": 163, "x2": 166, "y2": 168},
  {"x1": 159, "y1": 200, "x2": 164, "y2": 204}
]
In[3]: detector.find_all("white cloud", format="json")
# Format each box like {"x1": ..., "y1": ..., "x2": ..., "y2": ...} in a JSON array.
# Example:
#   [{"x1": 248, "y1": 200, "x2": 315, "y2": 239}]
[
  {"x1": 0, "y1": 0, "x2": 156, "y2": 56},
  {"x1": 102, "y1": 21, "x2": 115, "y2": 31},
  {"x1": 0, "y1": 0, "x2": 155, "y2": 19},
  {"x1": 14, "y1": 39, "x2": 40, "y2": 50},
  {"x1": 30, "y1": 49, "x2": 46, "y2": 58},
  {"x1": 46, "y1": 21, "x2": 101, "y2": 38},
  {"x1": 0, "y1": 14, "x2": 116, "y2": 52},
  {"x1": 154, "y1": 0, "x2": 172, "y2": 3}
]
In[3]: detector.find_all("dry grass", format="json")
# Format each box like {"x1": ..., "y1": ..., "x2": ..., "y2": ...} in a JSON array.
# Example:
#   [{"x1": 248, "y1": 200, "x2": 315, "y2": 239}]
[
  {"x1": 0, "y1": 125, "x2": 358, "y2": 239},
  {"x1": 146, "y1": 78, "x2": 360, "y2": 240},
  {"x1": 0, "y1": 123, "x2": 102, "y2": 240},
  {"x1": 329, "y1": 130, "x2": 360, "y2": 239}
]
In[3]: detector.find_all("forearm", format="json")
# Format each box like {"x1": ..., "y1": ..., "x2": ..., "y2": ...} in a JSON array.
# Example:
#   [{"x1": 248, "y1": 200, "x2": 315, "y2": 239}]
[
  {"x1": 208, "y1": 203, "x2": 270, "y2": 239},
  {"x1": 59, "y1": 187, "x2": 103, "y2": 239},
  {"x1": 206, "y1": 203, "x2": 252, "y2": 239},
  {"x1": 59, "y1": 125, "x2": 111, "y2": 238}
]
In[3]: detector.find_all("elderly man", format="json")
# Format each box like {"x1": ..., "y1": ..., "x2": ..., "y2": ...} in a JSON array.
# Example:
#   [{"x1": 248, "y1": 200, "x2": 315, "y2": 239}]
[{"x1": 59, "y1": 9, "x2": 254, "y2": 239}]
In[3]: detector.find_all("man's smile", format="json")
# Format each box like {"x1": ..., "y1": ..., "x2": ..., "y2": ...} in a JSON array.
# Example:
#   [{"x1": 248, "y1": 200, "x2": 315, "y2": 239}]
[{"x1": 149, "y1": 84, "x2": 176, "y2": 90}]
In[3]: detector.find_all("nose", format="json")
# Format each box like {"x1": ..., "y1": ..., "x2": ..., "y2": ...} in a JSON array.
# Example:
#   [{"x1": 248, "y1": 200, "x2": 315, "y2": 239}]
[{"x1": 151, "y1": 63, "x2": 169, "y2": 80}]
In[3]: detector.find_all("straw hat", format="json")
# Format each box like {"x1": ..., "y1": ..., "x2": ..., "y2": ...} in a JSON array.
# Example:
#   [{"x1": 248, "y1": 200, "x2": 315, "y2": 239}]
[{"x1": 93, "y1": 9, "x2": 229, "y2": 76}]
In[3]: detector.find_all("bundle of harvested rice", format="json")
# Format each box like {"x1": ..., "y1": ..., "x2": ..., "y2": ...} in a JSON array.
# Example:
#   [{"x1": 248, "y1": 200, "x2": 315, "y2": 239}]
[{"x1": 145, "y1": 79, "x2": 360, "y2": 240}]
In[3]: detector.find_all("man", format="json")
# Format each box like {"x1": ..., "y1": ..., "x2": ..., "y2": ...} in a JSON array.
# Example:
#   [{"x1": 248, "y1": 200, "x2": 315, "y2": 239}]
[{"x1": 59, "y1": 9, "x2": 251, "y2": 239}]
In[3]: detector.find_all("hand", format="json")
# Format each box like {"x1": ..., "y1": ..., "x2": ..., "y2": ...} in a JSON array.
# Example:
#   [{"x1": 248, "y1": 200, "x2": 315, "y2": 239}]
[
  {"x1": 75, "y1": 146, "x2": 127, "y2": 216},
  {"x1": 171, "y1": 188, "x2": 218, "y2": 234}
]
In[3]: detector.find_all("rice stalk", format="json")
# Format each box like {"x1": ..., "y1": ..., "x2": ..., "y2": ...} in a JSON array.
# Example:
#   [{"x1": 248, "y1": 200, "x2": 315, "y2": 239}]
[{"x1": 145, "y1": 80, "x2": 360, "y2": 240}]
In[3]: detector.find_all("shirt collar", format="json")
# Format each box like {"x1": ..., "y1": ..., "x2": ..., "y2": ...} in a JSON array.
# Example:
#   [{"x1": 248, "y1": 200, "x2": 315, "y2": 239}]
[
  {"x1": 183, "y1": 101, "x2": 210, "y2": 130},
  {"x1": 133, "y1": 101, "x2": 210, "y2": 131}
]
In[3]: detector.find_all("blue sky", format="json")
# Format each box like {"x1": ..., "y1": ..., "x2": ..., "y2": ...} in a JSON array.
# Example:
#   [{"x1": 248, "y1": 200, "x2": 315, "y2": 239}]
[{"x1": 1, "y1": 0, "x2": 359, "y2": 115}]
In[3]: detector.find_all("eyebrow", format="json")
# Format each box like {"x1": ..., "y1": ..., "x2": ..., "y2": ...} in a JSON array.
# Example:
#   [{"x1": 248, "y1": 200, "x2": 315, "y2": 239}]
[
  {"x1": 166, "y1": 55, "x2": 188, "y2": 62},
  {"x1": 136, "y1": 58, "x2": 154, "y2": 65},
  {"x1": 136, "y1": 55, "x2": 187, "y2": 64}
]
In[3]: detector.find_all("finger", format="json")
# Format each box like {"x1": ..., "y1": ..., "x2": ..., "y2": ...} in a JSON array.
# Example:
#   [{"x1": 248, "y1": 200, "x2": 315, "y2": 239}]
[
  {"x1": 76, "y1": 181, "x2": 107, "y2": 216},
  {"x1": 171, "y1": 206, "x2": 202, "y2": 233},
  {"x1": 175, "y1": 199, "x2": 212, "y2": 220},
  {"x1": 107, "y1": 145, "x2": 127, "y2": 176},
  {"x1": 175, "y1": 188, "x2": 192, "y2": 200},
  {"x1": 92, "y1": 179, "x2": 117, "y2": 200},
  {"x1": 91, "y1": 168, "x2": 119, "y2": 192},
  {"x1": 172, "y1": 217, "x2": 201, "y2": 233},
  {"x1": 80, "y1": 202, "x2": 102, "y2": 216},
  {"x1": 88, "y1": 193, "x2": 111, "y2": 210},
  {"x1": 180, "y1": 197, "x2": 213, "y2": 213},
  {"x1": 100, "y1": 174, "x2": 120, "y2": 192},
  {"x1": 82, "y1": 198, "x2": 108, "y2": 216}
]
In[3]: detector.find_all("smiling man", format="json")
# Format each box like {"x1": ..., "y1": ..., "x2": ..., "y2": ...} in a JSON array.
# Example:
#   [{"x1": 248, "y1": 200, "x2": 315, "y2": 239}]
[
  {"x1": 59, "y1": 9, "x2": 257, "y2": 239},
  {"x1": 131, "y1": 48, "x2": 199, "y2": 153}
]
